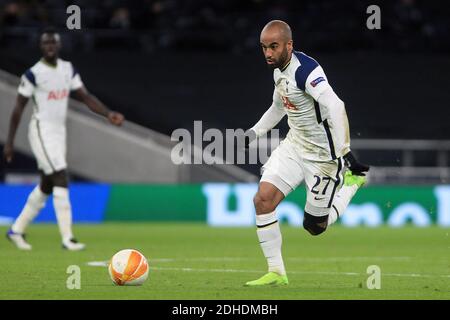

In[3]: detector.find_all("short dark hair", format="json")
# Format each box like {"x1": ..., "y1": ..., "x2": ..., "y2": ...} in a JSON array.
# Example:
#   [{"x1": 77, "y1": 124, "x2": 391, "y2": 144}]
[{"x1": 41, "y1": 26, "x2": 58, "y2": 36}]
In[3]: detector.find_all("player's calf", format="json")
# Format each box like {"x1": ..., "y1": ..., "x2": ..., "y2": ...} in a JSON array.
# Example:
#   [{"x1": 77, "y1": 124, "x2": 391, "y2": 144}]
[{"x1": 303, "y1": 211, "x2": 328, "y2": 236}]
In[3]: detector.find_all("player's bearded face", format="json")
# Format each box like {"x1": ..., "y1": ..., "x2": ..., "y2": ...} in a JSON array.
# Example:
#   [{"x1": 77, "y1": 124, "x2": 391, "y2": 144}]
[
  {"x1": 273, "y1": 45, "x2": 289, "y2": 69},
  {"x1": 262, "y1": 42, "x2": 290, "y2": 70}
]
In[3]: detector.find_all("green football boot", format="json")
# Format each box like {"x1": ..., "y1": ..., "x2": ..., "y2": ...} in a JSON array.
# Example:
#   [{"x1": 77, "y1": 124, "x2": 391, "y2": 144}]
[{"x1": 245, "y1": 272, "x2": 289, "y2": 287}]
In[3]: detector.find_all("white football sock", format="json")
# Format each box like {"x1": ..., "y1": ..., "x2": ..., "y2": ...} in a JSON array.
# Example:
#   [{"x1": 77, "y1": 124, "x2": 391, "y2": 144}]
[
  {"x1": 12, "y1": 185, "x2": 48, "y2": 234},
  {"x1": 256, "y1": 211, "x2": 286, "y2": 276},
  {"x1": 328, "y1": 184, "x2": 358, "y2": 225},
  {"x1": 53, "y1": 187, "x2": 74, "y2": 242}
]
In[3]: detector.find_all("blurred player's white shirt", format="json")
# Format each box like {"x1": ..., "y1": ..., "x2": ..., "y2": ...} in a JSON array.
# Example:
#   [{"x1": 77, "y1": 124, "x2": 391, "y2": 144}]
[
  {"x1": 18, "y1": 58, "x2": 83, "y2": 128},
  {"x1": 271, "y1": 51, "x2": 349, "y2": 161},
  {"x1": 17, "y1": 58, "x2": 83, "y2": 174}
]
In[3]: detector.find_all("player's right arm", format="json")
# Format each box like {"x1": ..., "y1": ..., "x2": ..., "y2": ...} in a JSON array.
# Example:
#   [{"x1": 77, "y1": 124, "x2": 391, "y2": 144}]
[
  {"x1": 4, "y1": 72, "x2": 34, "y2": 163},
  {"x1": 3, "y1": 94, "x2": 29, "y2": 163},
  {"x1": 247, "y1": 89, "x2": 286, "y2": 141},
  {"x1": 73, "y1": 86, "x2": 124, "y2": 126}
]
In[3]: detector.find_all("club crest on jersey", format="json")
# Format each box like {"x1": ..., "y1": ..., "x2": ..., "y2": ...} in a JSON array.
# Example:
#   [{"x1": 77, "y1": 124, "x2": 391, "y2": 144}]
[
  {"x1": 48, "y1": 89, "x2": 69, "y2": 100},
  {"x1": 310, "y1": 76, "x2": 326, "y2": 87}
]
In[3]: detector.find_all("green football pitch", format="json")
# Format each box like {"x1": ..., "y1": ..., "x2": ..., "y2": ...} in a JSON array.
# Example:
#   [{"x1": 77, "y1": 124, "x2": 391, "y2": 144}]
[{"x1": 0, "y1": 223, "x2": 449, "y2": 300}]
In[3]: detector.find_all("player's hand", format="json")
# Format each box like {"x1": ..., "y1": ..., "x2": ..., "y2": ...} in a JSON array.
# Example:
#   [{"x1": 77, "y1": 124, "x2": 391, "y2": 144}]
[
  {"x1": 108, "y1": 111, "x2": 124, "y2": 126},
  {"x1": 3, "y1": 143, "x2": 14, "y2": 164},
  {"x1": 343, "y1": 151, "x2": 370, "y2": 176}
]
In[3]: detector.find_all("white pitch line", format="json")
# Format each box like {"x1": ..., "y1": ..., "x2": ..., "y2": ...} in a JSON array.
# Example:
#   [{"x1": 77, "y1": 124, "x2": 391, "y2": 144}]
[
  {"x1": 86, "y1": 258, "x2": 177, "y2": 266},
  {"x1": 288, "y1": 256, "x2": 412, "y2": 262},
  {"x1": 87, "y1": 261, "x2": 109, "y2": 267},
  {"x1": 150, "y1": 266, "x2": 450, "y2": 279},
  {"x1": 86, "y1": 260, "x2": 450, "y2": 279},
  {"x1": 152, "y1": 258, "x2": 176, "y2": 262},
  {"x1": 99, "y1": 256, "x2": 412, "y2": 263},
  {"x1": 157, "y1": 256, "x2": 413, "y2": 262}
]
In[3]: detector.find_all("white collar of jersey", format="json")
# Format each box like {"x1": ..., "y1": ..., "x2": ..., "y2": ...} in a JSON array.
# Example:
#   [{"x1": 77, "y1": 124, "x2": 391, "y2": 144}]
[
  {"x1": 279, "y1": 51, "x2": 298, "y2": 73},
  {"x1": 40, "y1": 58, "x2": 59, "y2": 69},
  {"x1": 279, "y1": 59, "x2": 291, "y2": 72}
]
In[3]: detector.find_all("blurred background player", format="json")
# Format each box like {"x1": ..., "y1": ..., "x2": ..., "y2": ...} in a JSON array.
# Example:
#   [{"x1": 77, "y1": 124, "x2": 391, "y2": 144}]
[
  {"x1": 244, "y1": 20, "x2": 370, "y2": 286},
  {"x1": 3, "y1": 28, "x2": 124, "y2": 251}
]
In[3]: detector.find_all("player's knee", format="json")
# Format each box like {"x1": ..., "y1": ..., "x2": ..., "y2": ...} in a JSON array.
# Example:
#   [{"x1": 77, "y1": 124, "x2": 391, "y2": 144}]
[
  {"x1": 39, "y1": 171, "x2": 53, "y2": 194},
  {"x1": 51, "y1": 170, "x2": 69, "y2": 188},
  {"x1": 303, "y1": 211, "x2": 328, "y2": 236},
  {"x1": 39, "y1": 180, "x2": 53, "y2": 195},
  {"x1": 253, "y1": 192, "x2": 277, "y2": 213}
]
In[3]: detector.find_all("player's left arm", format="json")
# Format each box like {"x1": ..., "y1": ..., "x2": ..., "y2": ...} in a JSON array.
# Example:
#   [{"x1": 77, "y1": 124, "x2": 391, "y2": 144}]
[
  {"x1": 70, "y1": 64, "x2": 124, "y2": 126},
  {"x1": 305, "y1": 68, "x2": 350, "y2": 154},
  {"x1": 73, "y1": 86, "x2": 124, "y2": 126},
  {"x1": 305, "y1": 67, "x2": 369, "y2": 175}
]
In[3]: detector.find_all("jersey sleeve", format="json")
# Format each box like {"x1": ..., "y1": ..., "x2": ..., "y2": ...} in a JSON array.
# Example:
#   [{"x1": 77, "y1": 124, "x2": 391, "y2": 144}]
[
  {"x1": 70, "y1": 64, "x2": 84, "y2": 91},
  {"x1": 317, "y1": 87, "x2": 351, "y2": 156},
  {"x1": 304, "y1": 66, "x2": 331, "y2": 101},
  {"x1": 250, "y1": 88, "x2": 286, "y2": 137},
  {"x1": 294, "y1": 53, "x2": 331, "y2": 101},
  {"x1": 17, "y1": 69, "x2": 36, "y2": 97}
]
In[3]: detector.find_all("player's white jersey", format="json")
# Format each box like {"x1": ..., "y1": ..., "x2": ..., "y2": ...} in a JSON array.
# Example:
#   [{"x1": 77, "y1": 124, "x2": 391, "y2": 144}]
[
  {"x1": 17, "y1": 58, "x2": 83, "y2": 174},
  {"x1": 273, "y1": 51, "x2": 349, "y2": 161},
  {"x1": 18, "y1": 58, "x2": 83, "y2": 129}
]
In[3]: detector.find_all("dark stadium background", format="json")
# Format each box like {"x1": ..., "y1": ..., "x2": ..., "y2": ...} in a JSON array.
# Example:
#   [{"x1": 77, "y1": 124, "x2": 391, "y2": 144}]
[{"x1": 1, "y1": 0, "x2": 449, "y2": 178}]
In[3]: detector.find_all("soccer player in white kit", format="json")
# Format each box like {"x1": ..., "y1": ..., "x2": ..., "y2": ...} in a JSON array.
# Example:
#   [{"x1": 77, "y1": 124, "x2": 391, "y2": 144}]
[
  {"x1": 244, "y1": 21, "x2": 370, "y2": 286},
  {"x1": 3, "y1": 28, "x2": 124, "y2": 251}
]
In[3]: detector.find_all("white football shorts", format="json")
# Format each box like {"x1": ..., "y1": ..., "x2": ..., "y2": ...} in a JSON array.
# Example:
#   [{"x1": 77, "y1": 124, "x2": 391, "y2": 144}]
[
  {"x1": 28, "y1": 119, "x2": 67, "y2": 175},
  {"x1": 260, "y1": 138, "x2": 345, "y2": 217}
]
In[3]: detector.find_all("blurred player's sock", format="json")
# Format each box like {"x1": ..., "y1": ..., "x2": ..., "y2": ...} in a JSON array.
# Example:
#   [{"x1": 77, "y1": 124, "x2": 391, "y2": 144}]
[
  {"x1": 11, "y1": 185, "x2": 48, "y2": 234},
  {"x1": 328, "y1": 171, "x2": 366, "y2": 225},
  {"x1": 53, "y1": 187, "x2": 74, "y2": 242},
  {"x1": 53, "y1": 187, "x2": 86, "y2": 250},
  {"x1": 256, "y1": 211, "x2": 286, "y2": 276}
]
